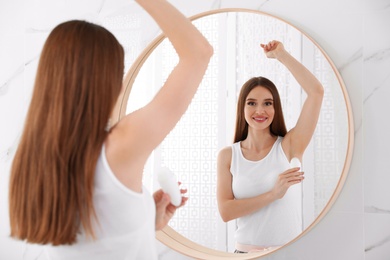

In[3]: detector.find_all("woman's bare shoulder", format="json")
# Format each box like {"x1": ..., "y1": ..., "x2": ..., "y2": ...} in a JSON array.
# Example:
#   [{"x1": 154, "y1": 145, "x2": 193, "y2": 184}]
[{"x1": 218, "y1": 146, "x2": 232, "y2": 162}]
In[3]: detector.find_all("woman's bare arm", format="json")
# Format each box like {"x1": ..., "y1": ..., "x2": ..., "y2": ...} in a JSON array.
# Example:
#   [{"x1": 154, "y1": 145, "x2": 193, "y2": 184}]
[
  {"x1": 107, "y1": 0, "x2": 213, "y2": 192},
  {"x1": 261, "y1": 40, "x2": 324, "y2": 160}
]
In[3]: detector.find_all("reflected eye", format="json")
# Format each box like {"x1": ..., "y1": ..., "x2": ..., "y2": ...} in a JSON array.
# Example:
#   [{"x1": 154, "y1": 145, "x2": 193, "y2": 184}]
[
  {"x1": 265, "y1": 101, "x2": 273, "y2": 106},
  {"x1": 247, "y1": 101, "x2": 256, "y2": 106}
]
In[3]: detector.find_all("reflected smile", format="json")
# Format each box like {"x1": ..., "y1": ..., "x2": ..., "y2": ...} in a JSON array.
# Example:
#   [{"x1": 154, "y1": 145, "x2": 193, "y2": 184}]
[{"x1": 253, "y1": 116, "x2": 268, "y2": 123}]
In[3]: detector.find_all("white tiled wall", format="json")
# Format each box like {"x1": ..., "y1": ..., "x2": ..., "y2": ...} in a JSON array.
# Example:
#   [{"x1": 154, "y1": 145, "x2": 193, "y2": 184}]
[{"x1": 1, "y1": 0, "x2": 389, "y2": 259}]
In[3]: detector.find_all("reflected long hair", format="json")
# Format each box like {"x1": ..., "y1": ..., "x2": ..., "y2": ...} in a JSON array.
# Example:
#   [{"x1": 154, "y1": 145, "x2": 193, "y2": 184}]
[
  {"x1": 233, "y1": 76, "x2": 287, "y2": 143},
  {"x1": 9, "y1": 20, "x2": 124, "y2": 245}
]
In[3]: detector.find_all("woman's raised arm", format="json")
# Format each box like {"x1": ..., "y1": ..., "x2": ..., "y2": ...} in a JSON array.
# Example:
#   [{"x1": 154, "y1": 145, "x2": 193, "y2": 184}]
[
  {"x1": 261, "y1": 40, "x2": 324, "y2": 160},
  {"x1": 106, "y1": 0, "x2": 213, "y2": 192},
  {"x1": 126, "y1": 0, "x2": 213, "y2": 149}
]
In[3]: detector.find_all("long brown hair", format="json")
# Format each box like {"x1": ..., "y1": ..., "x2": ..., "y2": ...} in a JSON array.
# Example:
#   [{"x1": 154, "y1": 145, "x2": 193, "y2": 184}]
[
  {"x1": 233, "y1": 76, "x2": 287, "y2": 143},
  {"x1": 9, "y1": 20, "x2": 124, "y2": 245}
]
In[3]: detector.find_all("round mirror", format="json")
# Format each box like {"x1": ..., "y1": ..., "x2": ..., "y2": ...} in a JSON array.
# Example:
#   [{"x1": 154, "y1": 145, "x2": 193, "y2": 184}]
[{"x1": 116, "y1": 8, "x2": 354, "y2": 259}]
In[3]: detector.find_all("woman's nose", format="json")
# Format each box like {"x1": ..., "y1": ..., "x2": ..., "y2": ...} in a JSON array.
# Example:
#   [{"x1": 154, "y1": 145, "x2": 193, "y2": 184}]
[{"x1": 255, "y1": 106, "x2": 265, "y2": 114}]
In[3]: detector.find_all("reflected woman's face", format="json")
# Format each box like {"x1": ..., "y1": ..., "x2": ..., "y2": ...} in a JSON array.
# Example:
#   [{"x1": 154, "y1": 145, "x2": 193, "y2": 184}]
[{"x1": 244, "y1": 86, "x2": 275, "y2": 131}]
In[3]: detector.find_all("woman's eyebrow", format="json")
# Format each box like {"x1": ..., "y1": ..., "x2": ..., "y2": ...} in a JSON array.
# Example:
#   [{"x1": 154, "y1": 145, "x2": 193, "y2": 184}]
[{"x1": 246, "y1": 97, "x2": 273, "y2": 101}]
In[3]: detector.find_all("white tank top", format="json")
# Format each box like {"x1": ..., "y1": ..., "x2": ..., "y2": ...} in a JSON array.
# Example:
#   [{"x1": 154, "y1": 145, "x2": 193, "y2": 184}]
[
  {"x1": 231, "y1": 136, "x2": 302, "y2": 248},
  {"x1": 44, "y1": 145, "x2": 157, "y2": 260}
]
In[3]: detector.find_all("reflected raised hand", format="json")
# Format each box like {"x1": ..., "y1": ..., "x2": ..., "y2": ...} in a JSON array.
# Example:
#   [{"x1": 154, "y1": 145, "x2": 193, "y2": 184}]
[{"x1": 260, "y1": 40, "x2": 286, "y2": 59}]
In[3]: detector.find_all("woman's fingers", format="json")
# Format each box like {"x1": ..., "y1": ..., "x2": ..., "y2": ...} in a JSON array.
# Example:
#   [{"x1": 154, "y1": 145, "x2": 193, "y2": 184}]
[
  {"x1": 179, "y1": 184, "x2": 187, "y2": 194},
  {"x1": 288, "y1": 172, "x2": 304, "y2": 181},
  {"x1": 178, "y1": 183, "x2": 188, "y2": 207},
  {"x1": 279, "y1": 168, "x2": 304, "y2": 183},
  {"x1": 280, "y1": 167, "x2": 301, "y2": 175},
  {"x1": 260, "y1": 41, "x2": 276, "y2": 50},
  {"x1": 272, "y1": 167, "x2": 304, "y2": 199}
]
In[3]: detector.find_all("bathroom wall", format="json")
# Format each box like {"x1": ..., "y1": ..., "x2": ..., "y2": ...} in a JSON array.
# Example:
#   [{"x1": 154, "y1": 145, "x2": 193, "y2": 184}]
[{"x1": 1, "y1": 0, "x2": 389, "y2": 259}]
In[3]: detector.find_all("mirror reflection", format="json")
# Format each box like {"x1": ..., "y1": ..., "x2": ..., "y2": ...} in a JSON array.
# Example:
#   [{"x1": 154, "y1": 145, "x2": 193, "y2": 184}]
[{"x1": 123, "y1": 11, "x2": 348, "y2": 253}]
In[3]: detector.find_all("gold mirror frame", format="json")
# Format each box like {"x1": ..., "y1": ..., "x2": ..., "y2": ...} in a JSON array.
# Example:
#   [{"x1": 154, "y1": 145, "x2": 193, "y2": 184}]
[{"x1": 114, "y1": 8, "x2": 354, "y2": 260}]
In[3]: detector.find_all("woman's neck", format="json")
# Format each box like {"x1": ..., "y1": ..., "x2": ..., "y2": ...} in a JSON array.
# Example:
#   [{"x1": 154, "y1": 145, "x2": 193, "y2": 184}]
[{"x1": 242, "y1": 129, "x2": 277, "y2": 152}]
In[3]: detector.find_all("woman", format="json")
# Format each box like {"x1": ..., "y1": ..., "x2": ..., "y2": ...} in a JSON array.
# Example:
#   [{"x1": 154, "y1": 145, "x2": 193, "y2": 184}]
[
  {"x1": 217, "y1": 40, "x2": 323, "y2": 253},
  {"x1": 9, "y1": 0, "x2": 213, "y2": 259}
]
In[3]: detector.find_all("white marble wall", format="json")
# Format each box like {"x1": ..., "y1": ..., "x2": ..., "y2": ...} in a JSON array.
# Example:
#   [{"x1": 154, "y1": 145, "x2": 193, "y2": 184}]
[
  {"x1": 363, "y1": 1, "x2": 390, "y2": 259},
  {"x1": 0, "y1": 0, "x2": 389, "y2": 259}
]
